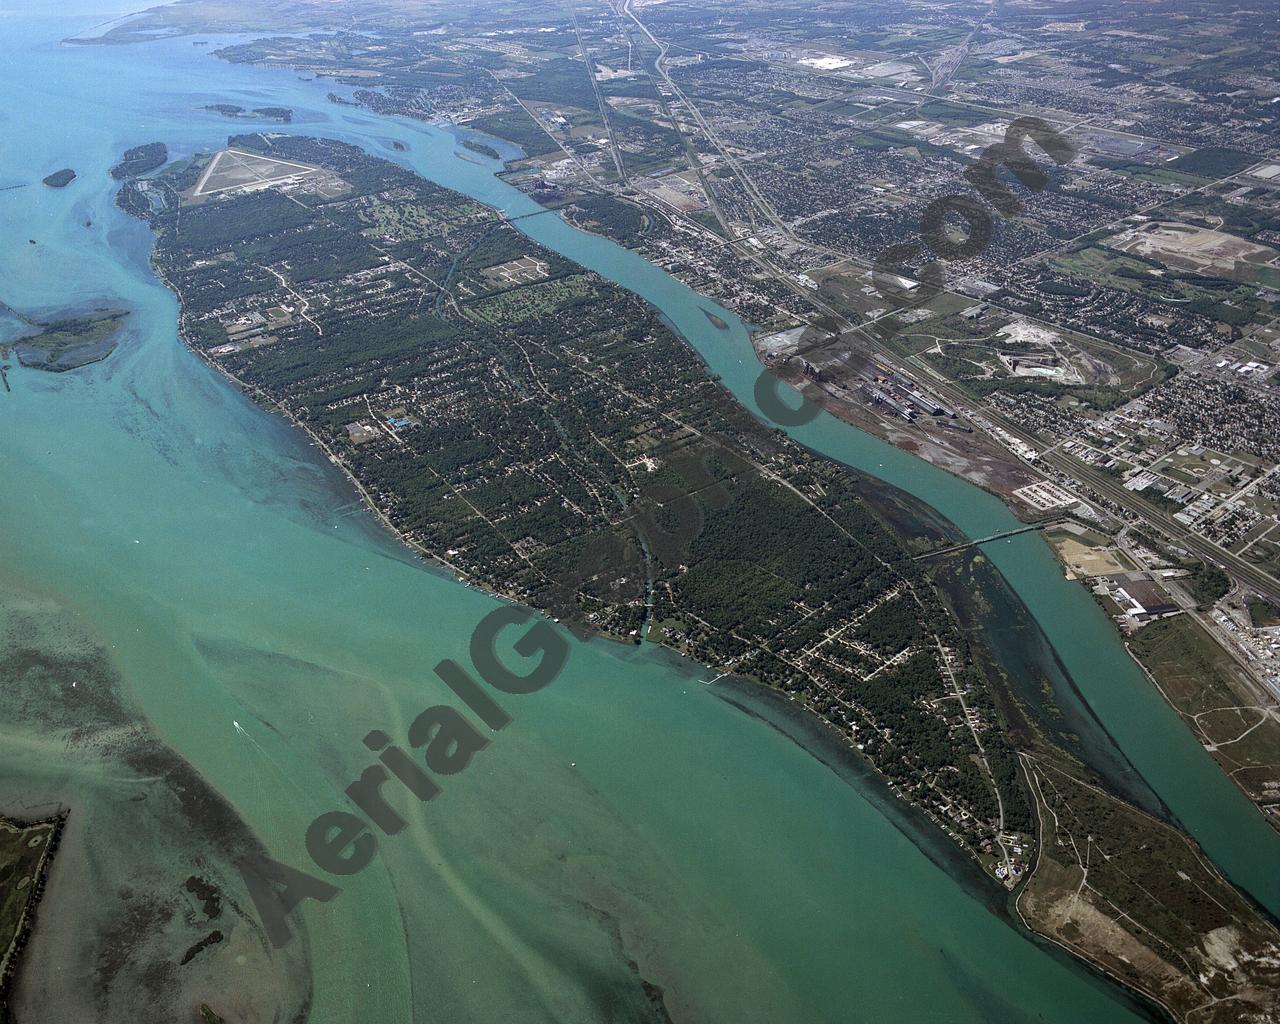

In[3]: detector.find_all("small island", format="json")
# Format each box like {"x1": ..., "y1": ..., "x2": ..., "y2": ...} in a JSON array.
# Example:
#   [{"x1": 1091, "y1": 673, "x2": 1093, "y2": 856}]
[
  {"x1": 701, "y1": 308, "x2": 729, "y2": 330},
  {"x1": 41, "y1": 168, "x2": 76, "y2": 188},
  {"x1": 204, "y1": 103, "x2": 293, "y2": 122},
  {"x1": 15, "y1": 309, "x2": 128, "y2": 372},
  {"x1": 110, "y1": 142, "x2": 167, "y2": 180},
  {"x1": 460, "y1": 138, "x2": 501, "y2": 160}
]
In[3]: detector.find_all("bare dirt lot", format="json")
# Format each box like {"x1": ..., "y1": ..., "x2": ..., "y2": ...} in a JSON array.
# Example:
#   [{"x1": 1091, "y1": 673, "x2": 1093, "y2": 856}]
[
  {"x1": 1108, "y1": 221, "x2": 1277, "y2": 277},
  {"x1": 1046, "y1": 530, "x2": 1131, "y2": 577}
]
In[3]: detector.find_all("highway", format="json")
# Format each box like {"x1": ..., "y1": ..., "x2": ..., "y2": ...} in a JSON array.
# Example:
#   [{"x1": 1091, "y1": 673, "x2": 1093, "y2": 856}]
[
  {"x1": 571, "y1": 10, "x2": 627, "y2": 184},
  {"x1": 599, "y1": 1, "x2": 1280, "y2": 606},
  {"x1": 889, "y1": 345, "x2": 1280, "y2": 601},
  {"x1": 1042, "y1": 449, "x2": 1280, "y2": 601}
]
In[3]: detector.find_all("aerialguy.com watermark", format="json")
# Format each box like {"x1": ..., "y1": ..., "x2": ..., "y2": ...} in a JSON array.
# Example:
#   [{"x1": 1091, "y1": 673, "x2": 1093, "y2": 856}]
[
  {"x1": 752, "y1": 116, "x2": 1078, "y2": 428},
  {"x1": 236, "y1": 605, "x2": 568, "y2": 948}
]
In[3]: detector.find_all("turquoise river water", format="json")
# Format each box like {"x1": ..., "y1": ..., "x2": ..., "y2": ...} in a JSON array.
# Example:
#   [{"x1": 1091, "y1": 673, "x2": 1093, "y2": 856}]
[{"x1": 0, "y1": 3, "x2": 1275, "y2": 1021}]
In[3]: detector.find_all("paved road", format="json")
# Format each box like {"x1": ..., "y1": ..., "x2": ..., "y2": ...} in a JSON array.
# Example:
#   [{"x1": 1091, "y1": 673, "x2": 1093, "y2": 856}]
[
  {"x1": 895, "y1": 352, "x2": 1280, "y2": 600},
  {"x1": 1043, "y1": 449, "x2": 1280, "y2": 601}
]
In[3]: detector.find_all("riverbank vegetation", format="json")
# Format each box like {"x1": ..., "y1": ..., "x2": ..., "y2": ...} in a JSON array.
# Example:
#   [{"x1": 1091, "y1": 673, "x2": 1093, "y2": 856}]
[
  {"x1": 1184, "y1": 562, "x2": 1232, "y2": 610},
  {"x1": 1019, "y1": 756, "x2": 1280, "y2": 1023},
  {"x1": 1130, "y1": 615, "x2": 1280, "y2": 821},
  {"x1": 0, "y1": 815, "x2": 63, "y2": 1024},
  {"x1": 562, "y1": 194, "x2": 651, "y2": 248},
  {"x1": 109, "y1": 142, "x2": 167, "y2": 179}
]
